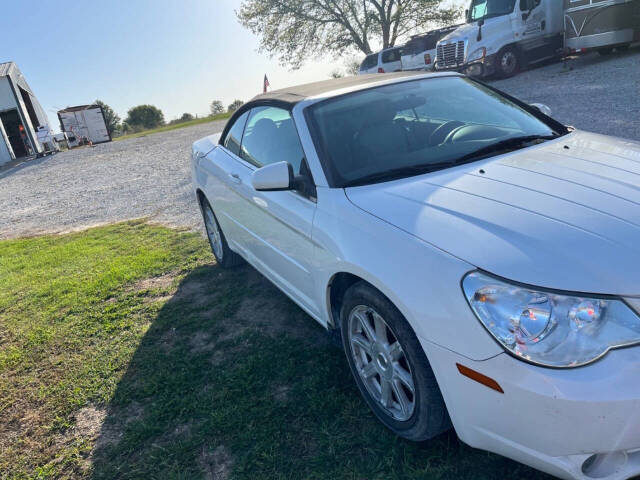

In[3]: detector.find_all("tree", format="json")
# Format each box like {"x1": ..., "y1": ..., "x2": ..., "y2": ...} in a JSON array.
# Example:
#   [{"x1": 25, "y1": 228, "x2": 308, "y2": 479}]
[
  {"x1": 125, "y1": 105, "x2": 165, "y2": 129},
  {"x1": 210, "y1": 100, "x2": 225, "y2": 116},
  {"x1": 237, "y1": 0, "x2": 461, "y2": 68},
  {"x1": 95, "y1": 100, "x2": 120, "y2": 136},
  {"x1": 178, "y1": 113, "x2": 194, "y2": 122},
  {"x1": 227, "y1": 100, "x2": 244, "y2": 113},
  {"x1": 330, "y1": 69, "x2": 344, "y2": 79}
]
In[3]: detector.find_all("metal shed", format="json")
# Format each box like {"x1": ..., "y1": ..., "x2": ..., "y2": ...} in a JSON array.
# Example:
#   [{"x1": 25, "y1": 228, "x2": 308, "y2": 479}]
[{"x1": 0, "y1": 61, "x2": 51, "y2": 166}]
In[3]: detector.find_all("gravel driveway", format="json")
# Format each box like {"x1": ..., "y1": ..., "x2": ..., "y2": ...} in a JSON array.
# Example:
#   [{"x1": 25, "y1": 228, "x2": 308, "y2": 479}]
[
  {"x1": 489, "y1": 45, "x2": 640, "y2": 141},
  {"x1": 1, "y1": 47, "x2": 638, "y2": 240},
  {"x1": 0, "y1": 121, "x2": 226, "y2": 239}
]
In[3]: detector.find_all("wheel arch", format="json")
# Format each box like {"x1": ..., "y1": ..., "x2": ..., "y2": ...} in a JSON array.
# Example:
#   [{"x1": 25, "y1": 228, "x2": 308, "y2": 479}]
[
  {"x1": 195, "y1": 188, "x2": 206, "y2": 205},
  {"x1": 326, "y1": 270, "x2": 411, "y2": 333},
  {"x1": 498, "y1": 42, "x2": 525, "y2": 65}
]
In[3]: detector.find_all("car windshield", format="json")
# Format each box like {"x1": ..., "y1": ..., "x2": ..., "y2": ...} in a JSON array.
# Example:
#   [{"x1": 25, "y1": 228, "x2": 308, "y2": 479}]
[
  {"x1": 307, "y1": 76, "x2": 561, "y2": 187},
  {"x1": 468, "y1": 0, "x2": 516, "y2": 22}
]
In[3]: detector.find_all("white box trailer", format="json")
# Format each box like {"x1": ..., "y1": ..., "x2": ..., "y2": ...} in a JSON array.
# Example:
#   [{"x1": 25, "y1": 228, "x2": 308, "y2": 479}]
[{"x1": 57, "y1": 105, "x2": 111, "y2": 147}]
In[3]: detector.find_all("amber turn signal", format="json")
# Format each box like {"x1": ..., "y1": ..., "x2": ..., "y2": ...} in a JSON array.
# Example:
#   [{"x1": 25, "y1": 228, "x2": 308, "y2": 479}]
[{"x1": 456, "y1": 363, "x2": 504, "y2": 394}]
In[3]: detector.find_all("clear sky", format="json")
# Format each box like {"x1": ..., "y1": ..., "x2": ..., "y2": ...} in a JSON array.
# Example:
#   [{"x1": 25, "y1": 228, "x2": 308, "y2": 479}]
[{"x1": 2, "y1": 0, "x2": 464, "y2": 132}]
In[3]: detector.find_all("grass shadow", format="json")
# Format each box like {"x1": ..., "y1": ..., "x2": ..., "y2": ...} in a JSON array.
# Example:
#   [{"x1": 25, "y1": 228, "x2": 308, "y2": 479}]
[{"x1": 90, "y1": 262, "x2": 551, "y2": 480}]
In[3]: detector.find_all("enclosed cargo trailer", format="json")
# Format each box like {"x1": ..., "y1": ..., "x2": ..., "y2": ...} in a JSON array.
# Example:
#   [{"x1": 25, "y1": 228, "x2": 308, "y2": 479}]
[{"x1": 57, "y1": 105, "x2": 111, "y2": 147}]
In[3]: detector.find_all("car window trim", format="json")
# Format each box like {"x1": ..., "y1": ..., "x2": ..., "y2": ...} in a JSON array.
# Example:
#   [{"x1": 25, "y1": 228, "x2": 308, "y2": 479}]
[
  {"x1": 223, "y1": 110, "x2": 249, "y2": 156},
  {"x1": 220, "y1": 100, "x2": 318, "y2": 203}
]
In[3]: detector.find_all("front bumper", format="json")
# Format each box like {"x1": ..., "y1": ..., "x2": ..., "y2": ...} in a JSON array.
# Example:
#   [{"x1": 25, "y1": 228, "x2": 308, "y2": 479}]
[
  {"x1": 421, "y1": 338, "x2": 640, "y2": 480},
  {"x1": 434, "y1": 54, "x2": 496, "y2": 78}
]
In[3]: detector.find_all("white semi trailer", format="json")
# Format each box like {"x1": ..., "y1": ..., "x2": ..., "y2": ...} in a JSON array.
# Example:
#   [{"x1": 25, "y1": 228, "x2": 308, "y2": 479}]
[{"x1": 434, "y1": 0, "x2": 565, "y2": 78}]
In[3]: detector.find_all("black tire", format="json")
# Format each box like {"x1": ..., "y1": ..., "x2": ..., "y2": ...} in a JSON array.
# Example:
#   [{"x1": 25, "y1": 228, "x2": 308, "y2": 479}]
[
  {"x1": 616, "y1": 44, "x2": 630, "y2": 53},
  {"x1": 598, "y1": 47, "x2": 614, "y2": 56},
  {"x1": 199, "y1": 196, "x2": 243, "y2": 268},
  {"x1": 496, "y1": 46, "x2": 520, "y2": 78},
  {"x1": 340, "y1": 282, "x2": 451, "y2": 441}
]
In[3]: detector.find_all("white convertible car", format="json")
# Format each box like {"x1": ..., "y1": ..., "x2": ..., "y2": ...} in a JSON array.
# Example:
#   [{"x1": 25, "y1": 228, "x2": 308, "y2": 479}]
[{"x1": 191, "y1": 72, "x2": 640, "y2": 480}]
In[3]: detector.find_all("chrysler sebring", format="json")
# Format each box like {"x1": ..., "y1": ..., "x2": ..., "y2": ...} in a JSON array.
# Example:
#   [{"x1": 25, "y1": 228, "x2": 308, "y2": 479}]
[{"x1": 191, "y1": 72, "x2": 640, "y2": 480}]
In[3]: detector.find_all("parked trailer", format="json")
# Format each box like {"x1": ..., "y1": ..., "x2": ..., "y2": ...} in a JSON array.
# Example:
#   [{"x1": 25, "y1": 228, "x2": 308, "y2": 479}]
[
  {"x1": 564, "y1": 0, "x2": 640, "y2": 54},
  {"x1": 57, "y1": 105, "x2": 111, "y2": 148}
]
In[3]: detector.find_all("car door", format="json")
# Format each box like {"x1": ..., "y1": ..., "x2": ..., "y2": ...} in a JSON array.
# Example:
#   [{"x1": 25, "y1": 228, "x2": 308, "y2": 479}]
[
  {"x1": 200, "y1": 110, "x2": 250, "y2": 251},
  {"x1": 224, "y1": 105, "x2": 320, "y2": 317},
  {"x1": 380, "y1": 48, "x2": 402, "y2": 72},
  {"x1": 518, "y1": 0, "x2": 549, "y2": 56}
]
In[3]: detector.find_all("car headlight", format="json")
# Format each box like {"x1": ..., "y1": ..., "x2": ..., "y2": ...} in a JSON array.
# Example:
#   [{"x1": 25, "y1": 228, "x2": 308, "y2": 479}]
[
  {"x1": 467, "y1": 47, "x2": 486, "y2": 62},
  {"x1": 462, "y1": 271, "x2": 640, "y2": 368}
]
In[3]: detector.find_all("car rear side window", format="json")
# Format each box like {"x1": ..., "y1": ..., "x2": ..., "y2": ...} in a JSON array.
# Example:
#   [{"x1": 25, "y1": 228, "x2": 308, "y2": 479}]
[
  {"x1": 223, "y1": 111, "x2": 249, "y2": 156},
  {"x1": 240, "y1": 106, "x2": 306, "y2": 175},
  {"x1": 404, "y1": 38, "x2": 429, "y2": 55}
]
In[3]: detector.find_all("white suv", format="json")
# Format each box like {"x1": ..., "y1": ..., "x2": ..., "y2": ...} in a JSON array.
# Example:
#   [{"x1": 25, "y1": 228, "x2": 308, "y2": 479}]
[{"x1": 359, "y1": 47, "x2": 403, "y2": 74}]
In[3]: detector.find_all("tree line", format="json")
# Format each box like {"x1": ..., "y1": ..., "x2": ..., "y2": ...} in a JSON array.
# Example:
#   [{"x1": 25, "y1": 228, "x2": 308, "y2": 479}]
[{"x1": 95, "y1": 98, "x2": 246, "y2": 137}]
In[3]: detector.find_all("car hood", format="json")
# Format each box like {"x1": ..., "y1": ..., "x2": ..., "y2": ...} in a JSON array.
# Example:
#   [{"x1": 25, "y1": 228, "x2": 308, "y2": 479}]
[{"x1": 345, "y1": 131, "x2": 640, "y2": 296}]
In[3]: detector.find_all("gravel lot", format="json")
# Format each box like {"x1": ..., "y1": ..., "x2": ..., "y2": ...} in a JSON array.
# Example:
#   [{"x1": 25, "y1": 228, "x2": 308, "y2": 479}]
[
  {"x1": 1, "y1": 47, "x2": 638, "y2": 240},
  {"x1": 490, "y1": 45, "x2": 640, "y2": 141},
  {"x1": 0, "y1": 121, "x2": 226, "y2": 239}
]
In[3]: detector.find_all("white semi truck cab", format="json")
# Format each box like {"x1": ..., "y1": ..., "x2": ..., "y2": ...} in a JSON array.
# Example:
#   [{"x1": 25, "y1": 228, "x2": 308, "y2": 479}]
[{"x1": 435, "y1": 0, "x2": 564, "y2": 78}]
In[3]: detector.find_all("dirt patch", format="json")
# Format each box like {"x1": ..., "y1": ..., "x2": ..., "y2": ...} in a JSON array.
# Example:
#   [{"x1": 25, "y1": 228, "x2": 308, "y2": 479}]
[
  {"x1": 173, "y1": 278, "x2": 219, "y2": 308},
  {"x1": 75, "y1": 406, "x2": 107, "y2": 440},
  {"x1": 95, "y1": 401, "x2": 145, "y2": 449},
  {"x1": 199, "y1": 445, "x2": 233, "y2": 480},
  {"x1": 233, "y1": 270, "x2": 330, "y2": 346},
  {"x1": 189, "y1": 331, "x2": 215, "y2": 353},
  {"x1": 173, "y1": 422, "x2": 192, "y2": 437},
  {"x1": 160, "y1": 328, "x2": 178, "y2": 352},
  {"x1": 273, "y1": 385, "x2": 290, "y2": 403},
  {"x1": 132, "y1": 272, "x2": 177, "y2": 292}
]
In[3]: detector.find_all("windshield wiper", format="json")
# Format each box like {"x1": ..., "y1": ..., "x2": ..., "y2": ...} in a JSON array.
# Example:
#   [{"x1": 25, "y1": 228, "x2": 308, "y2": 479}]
[
  {"x1": 343, "y1": 135, "x2": 558, "y2": 188},
  {"x1": 452, "y1": 134, "x2": 558, "y2": 165},
  {"x1": 343, "y1": 162, "x2": 455, "y2": 188}
]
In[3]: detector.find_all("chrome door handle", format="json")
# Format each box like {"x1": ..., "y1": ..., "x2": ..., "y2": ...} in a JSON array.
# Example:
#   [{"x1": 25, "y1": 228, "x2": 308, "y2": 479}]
[{"x1": 229, "y1": 173, "x2": 241, "y2": 184}]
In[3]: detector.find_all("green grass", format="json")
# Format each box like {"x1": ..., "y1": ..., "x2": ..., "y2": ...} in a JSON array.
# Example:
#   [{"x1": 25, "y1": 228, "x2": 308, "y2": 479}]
[
  {"x1": 113, "y1": 113, "x2": 232, "y2": 141},
  {"x1": 0, "y1": 222, "x2": 550, "y2": 479}
]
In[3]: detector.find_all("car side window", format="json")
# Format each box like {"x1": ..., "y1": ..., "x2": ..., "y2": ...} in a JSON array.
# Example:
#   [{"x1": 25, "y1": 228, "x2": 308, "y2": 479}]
[
  {"x1": 223, "y1": 111, "x2": 249, "y2": 156},
  {"x1": 240, "y1": 106, "x2": 306, "y2": 176},
  {"x1": 382, "y1": 48, "x2": 401, "y2": 63}
]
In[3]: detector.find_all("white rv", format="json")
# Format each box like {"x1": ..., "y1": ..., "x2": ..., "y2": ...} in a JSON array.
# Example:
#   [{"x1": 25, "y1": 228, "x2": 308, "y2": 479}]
[{"x1": 435, "y1": 0, "x2": 564, "y2": 78}]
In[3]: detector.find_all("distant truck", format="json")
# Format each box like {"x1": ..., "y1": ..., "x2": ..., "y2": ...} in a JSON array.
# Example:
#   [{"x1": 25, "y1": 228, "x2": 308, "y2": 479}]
[
  {"x1": 564, "y1": 0, "x2": 640, "y2": 55},
  {"x1": 57, "y1": 104, "x2": 111, "y2": 148},
  {"x1": 400, "y1": 26, "x2": 461, "y2": 71},
  {"x1": 435, "y1": 0, "x2": 565, "y2": 78}
]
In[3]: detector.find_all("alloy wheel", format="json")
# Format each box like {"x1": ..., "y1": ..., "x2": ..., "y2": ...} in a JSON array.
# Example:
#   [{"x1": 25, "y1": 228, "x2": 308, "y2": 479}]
[{"x1": 347, "y1": 305, "x2": 416, "y2": 421}]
